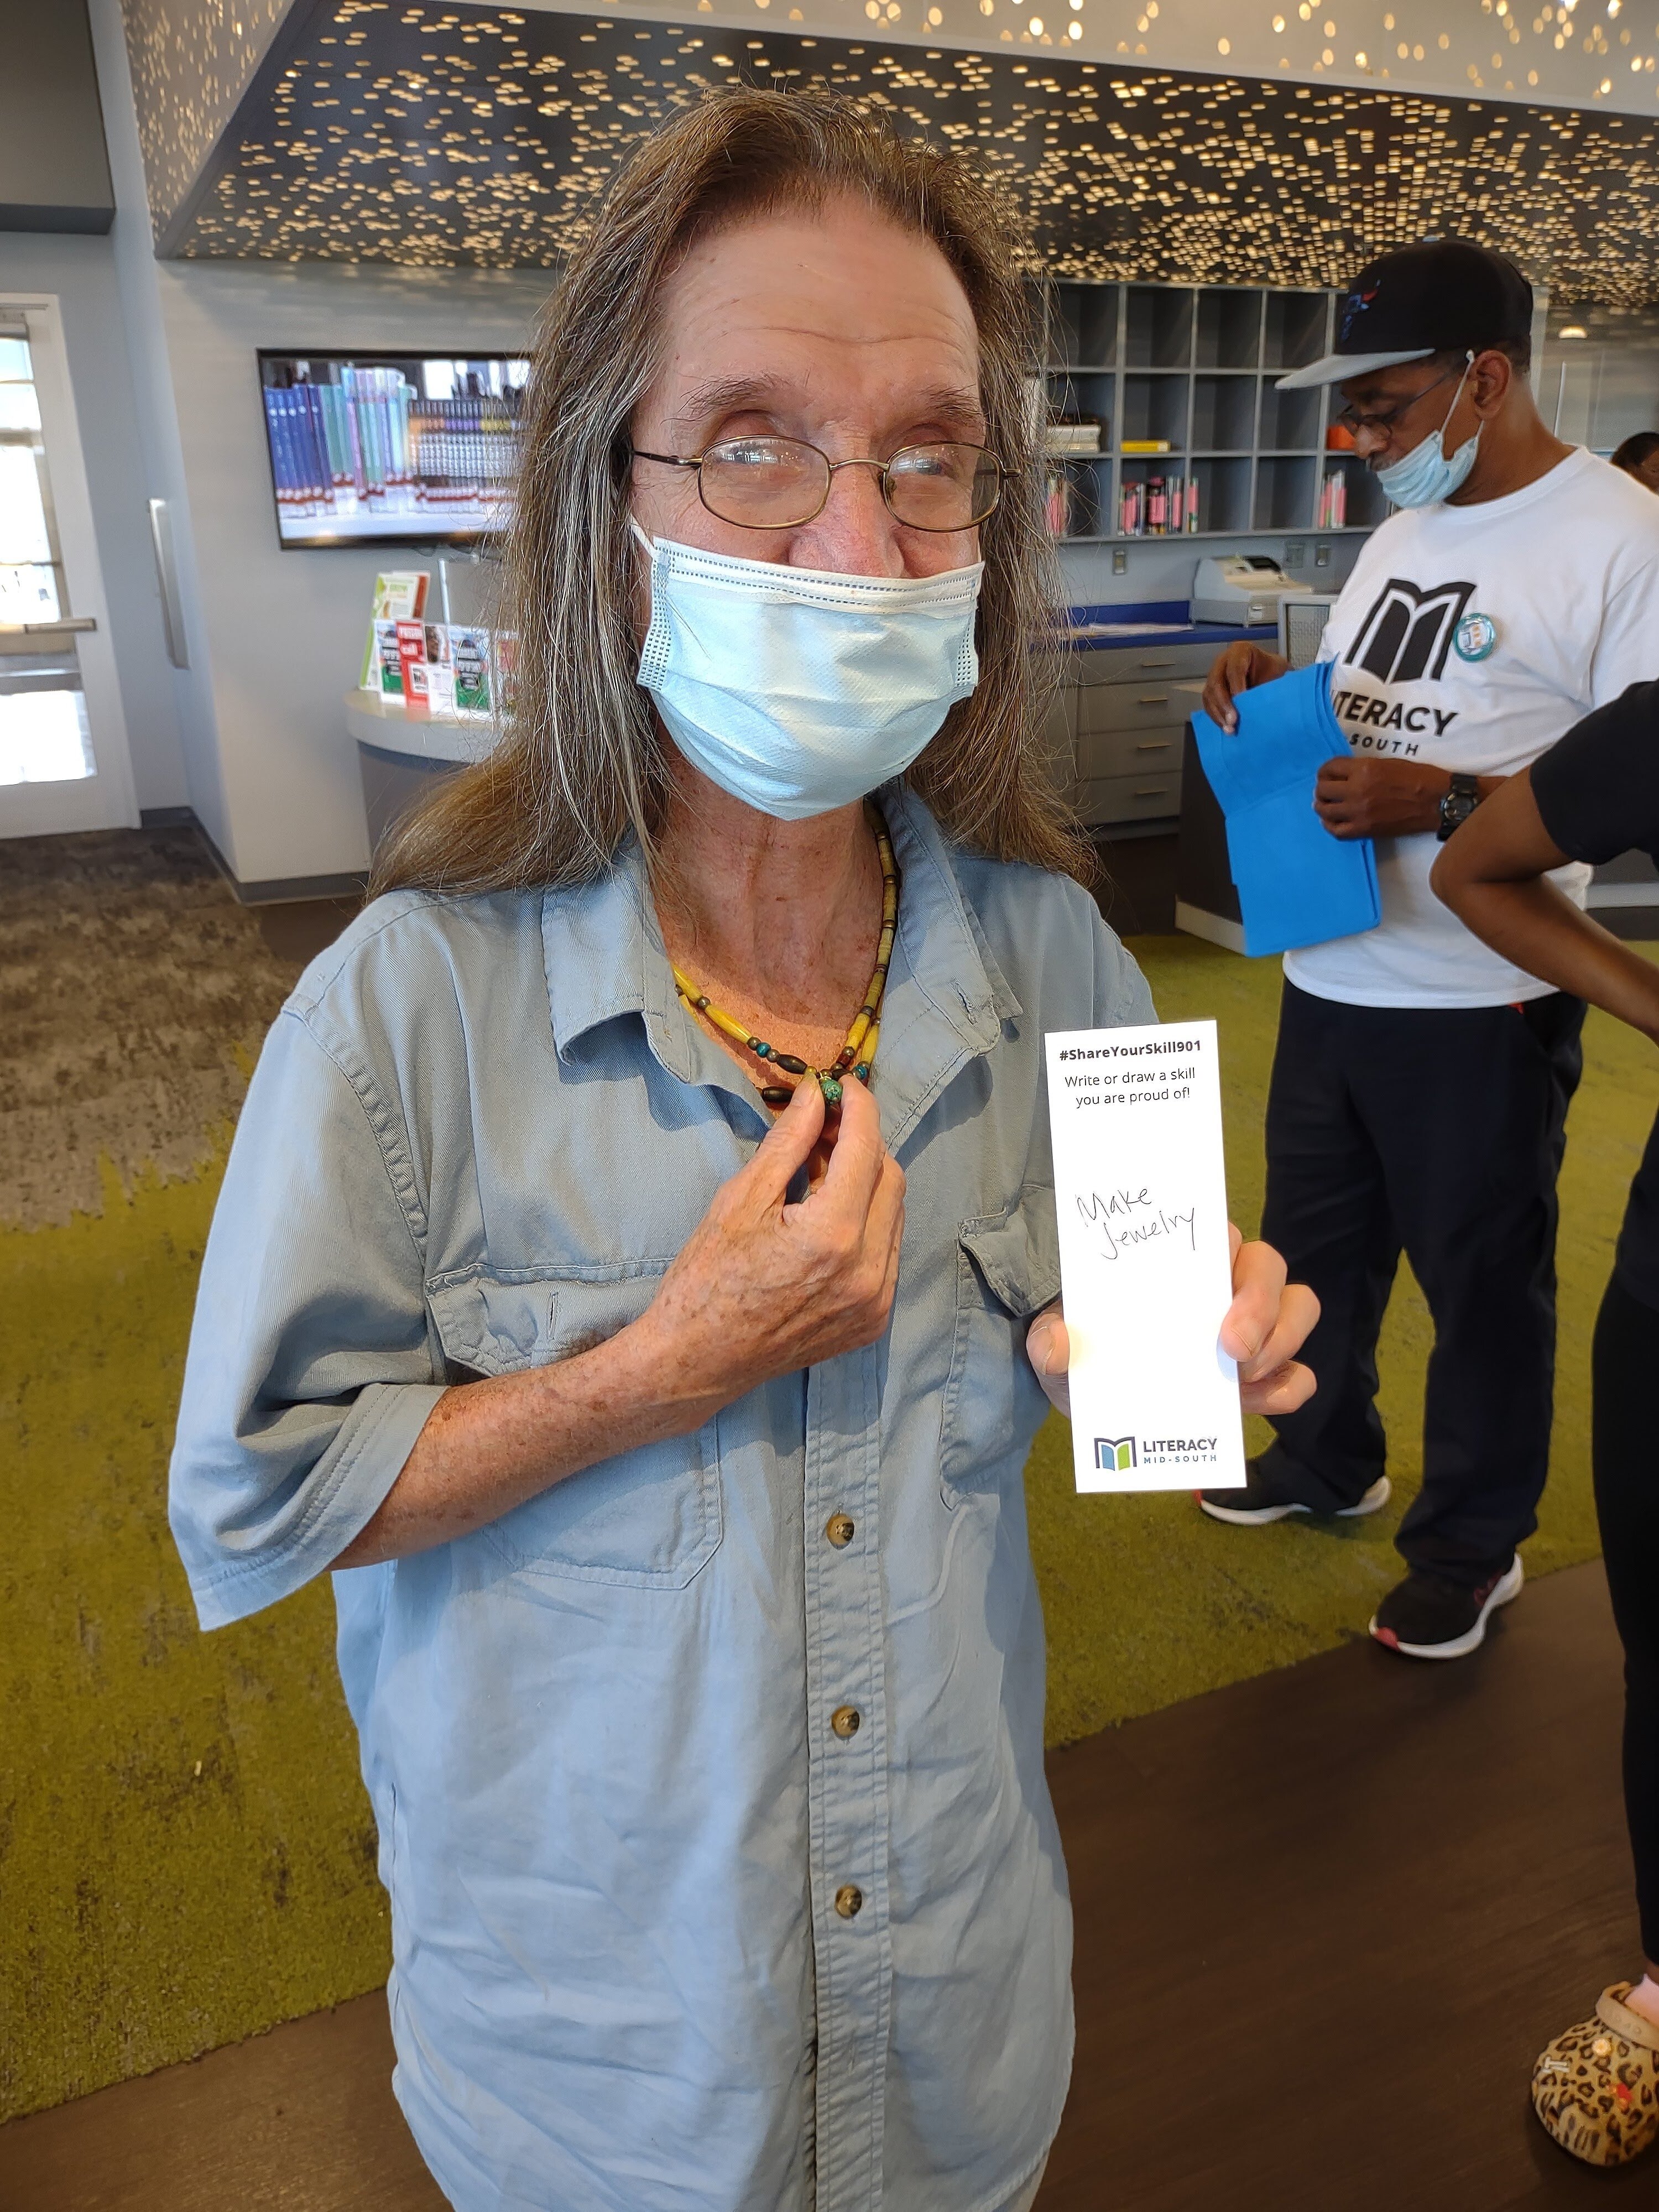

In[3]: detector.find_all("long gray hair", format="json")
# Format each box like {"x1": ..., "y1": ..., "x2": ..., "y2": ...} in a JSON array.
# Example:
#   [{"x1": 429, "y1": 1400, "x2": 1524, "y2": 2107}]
[{"x1": 371, "y1": 89, "x2": 1090, "y2": 896}]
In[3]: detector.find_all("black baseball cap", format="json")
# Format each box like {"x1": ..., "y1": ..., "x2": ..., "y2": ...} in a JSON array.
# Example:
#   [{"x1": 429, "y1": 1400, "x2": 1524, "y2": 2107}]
[{"x1": 1276, "y1": 240, "x2": 1534, "y2": 389}]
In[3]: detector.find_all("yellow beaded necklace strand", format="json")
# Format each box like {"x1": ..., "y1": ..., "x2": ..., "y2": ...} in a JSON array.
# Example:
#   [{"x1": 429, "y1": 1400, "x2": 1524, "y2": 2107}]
[{"x1": 671, "y1": 810, "x2": 900, "y2": 1112}]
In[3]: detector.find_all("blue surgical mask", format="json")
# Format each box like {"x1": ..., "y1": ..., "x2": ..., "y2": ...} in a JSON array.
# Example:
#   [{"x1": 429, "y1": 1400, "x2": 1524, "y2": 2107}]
[
  {"x1": 632, "y1": 521, "x2": 982, "y2": 820},
  {"x1": 1374, "y1": 356, "x2": 1481, "y2": 509}
]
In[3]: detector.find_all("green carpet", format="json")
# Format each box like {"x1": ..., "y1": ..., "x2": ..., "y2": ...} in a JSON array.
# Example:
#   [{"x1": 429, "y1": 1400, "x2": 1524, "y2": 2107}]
[{"x1": 2, "y1": 887, "x2": 1655, "y2": 2121}]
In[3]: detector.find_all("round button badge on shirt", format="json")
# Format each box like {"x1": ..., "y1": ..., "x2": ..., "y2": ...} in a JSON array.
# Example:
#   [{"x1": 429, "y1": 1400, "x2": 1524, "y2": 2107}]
[{"x1": 1453, "y1": 612, "x2": 1499, "y2": 662}]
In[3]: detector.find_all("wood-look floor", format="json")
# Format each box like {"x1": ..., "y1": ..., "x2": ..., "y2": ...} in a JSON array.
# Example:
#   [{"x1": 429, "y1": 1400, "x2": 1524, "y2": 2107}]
[{"x1": 2, "y1": 1561, "x2": 1642, "y2": 2210}]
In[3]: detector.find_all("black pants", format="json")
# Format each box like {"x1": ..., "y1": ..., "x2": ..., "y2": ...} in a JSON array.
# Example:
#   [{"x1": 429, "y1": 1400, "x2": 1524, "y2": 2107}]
[
  {"x1": 1260, "y1": 980, "x2": 1585, "y2": 1583},
  {"x1": 1593, "y1": 1276, "x2": 1659, "y2": 1963}
]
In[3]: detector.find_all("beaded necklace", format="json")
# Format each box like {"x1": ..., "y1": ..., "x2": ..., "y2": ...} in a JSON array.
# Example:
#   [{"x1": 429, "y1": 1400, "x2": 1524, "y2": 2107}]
[{"x1": 671, "y1": 810, "x2": 900, "y2": 1112}]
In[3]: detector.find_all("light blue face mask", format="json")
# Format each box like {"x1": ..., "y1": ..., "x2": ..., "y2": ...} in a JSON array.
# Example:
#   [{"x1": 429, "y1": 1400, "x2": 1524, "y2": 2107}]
[
  {"x1": 632, "y1": 521, "x2": 982, "y2": 821},
  {"x1": 1374, "y1": 354, "x2": 1481, "y2": 509}
]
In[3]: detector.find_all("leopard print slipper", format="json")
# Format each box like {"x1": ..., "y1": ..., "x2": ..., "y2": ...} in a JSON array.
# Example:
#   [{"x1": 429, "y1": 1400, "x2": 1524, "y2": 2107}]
[{"x1": 1532, "y1": 1982, "x2": 1659, "y2": 2167}]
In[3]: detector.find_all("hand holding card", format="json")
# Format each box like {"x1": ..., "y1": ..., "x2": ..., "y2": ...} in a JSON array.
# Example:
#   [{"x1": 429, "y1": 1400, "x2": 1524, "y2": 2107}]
[{"x1": 1041, "y1": 1020, "x2": 1316, "y2": 1492}]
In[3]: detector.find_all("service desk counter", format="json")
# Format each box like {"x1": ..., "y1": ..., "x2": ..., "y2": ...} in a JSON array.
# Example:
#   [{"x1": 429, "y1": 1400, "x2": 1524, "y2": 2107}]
[
  {"x1": 1055, "y1": 602, "x2": 1273, "y2": 836},
  {"x1": 347, "y1": 690, "x2": 497, "y2": 849}
]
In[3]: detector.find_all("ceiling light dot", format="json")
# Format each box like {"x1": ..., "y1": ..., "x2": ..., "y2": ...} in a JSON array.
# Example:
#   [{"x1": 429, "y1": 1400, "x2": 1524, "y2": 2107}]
[
  {"x1": 1029, "y1": 14, "x2": 1044, "y2": 31},
  {"x1": 1323, "y1": 17, "x2": 1335, "y2": 30},
  {"x1": 1414, "y1": 39, "x2": 1425, "y2": 53},
  {"x1": 1355, "y1": 45, "x2": 1368, "y2": 61},
  {"x1": 1067, "y1": 17, "x2": 1083, "y2": 33},
  {"x1": 1560, "y1": 324, "x2": 1589, "y2": 336},
  {"x1": 1322, "y1": 43, "x2": 1334, "y2": 58},
  {"x1": 1219, "y1": 32, "x2": 1232, "y2": 46}
]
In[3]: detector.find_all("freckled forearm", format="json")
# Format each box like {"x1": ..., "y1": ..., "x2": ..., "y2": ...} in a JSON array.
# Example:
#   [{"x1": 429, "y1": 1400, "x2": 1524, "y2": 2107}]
[{"x1": 330, "y1": 1317, "x2": 715, "y2": 1570}]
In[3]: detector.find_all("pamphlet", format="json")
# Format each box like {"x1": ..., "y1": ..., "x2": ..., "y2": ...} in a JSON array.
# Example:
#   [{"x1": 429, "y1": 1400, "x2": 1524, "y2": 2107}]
[
  {"x1": 359, "y1": 570, "x2": 429, "y2": 686},
  {"x1": 395, "y1": 618, "x2": 428, "y2": 700},
  {"x1": 372, "y1": 618, "x2": 404, "y2": 697},
  {"x1": 411, "y1": 662, "x2": 457, "y2": 717},
  {"x1": 1045, "y1": 1019, "x2": 1244, "y2": 1494},
  {"x1": 448, "y1": 625, "x2": 493, "y2": 714}
]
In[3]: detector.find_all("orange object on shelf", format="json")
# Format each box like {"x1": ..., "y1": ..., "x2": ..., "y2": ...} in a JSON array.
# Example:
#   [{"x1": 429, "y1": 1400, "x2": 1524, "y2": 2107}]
[{"x1": 1326, "y1": 420, "x2": 1357, "y2": 452}]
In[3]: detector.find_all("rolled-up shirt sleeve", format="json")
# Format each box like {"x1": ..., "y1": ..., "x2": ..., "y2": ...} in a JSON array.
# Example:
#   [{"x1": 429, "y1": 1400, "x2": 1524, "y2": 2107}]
[{"x1": 169, "y1": 1003, "x2": 447, "y2": 1630}]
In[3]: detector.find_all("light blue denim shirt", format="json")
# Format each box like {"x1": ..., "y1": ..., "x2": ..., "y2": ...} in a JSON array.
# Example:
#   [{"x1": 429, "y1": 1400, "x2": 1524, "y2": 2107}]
[{"x1": 169, "y1": 785, "x2": 1154, "y2": 2212}]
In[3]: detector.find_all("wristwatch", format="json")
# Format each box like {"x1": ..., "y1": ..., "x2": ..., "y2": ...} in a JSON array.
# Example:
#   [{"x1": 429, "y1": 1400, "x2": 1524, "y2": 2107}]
[{"x1": 1437, "y1": 773, "x2": 1482, "y2": 843}]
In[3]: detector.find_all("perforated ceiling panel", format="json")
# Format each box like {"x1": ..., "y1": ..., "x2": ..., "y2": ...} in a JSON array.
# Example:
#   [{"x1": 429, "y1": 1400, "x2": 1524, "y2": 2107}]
[{"x1": 162, "y1": 0, "x2": 1659, "y2": 306}]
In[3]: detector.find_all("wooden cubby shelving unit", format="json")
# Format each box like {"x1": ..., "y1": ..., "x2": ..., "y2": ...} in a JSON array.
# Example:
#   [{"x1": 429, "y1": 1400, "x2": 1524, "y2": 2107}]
[{"x1": 1036, "y1": 279, "x2": 1390, "y2": 544}]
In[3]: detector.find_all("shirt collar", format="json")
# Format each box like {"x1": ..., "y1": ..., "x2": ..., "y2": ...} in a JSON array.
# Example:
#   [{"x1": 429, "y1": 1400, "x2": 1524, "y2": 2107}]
[{"x1": 541, "y1": 784, "x2": 1021, "y2": 1146}]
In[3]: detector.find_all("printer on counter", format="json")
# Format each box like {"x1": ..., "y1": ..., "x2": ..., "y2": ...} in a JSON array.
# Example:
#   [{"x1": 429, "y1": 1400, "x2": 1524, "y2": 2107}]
[{"x1": 1190, "y1": 554, "x2": 1314, "y2": 628}]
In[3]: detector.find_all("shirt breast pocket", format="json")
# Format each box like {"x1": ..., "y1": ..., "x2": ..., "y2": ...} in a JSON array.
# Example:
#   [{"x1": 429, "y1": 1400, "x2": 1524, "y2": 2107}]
[
  {"x1": 939, "y1": 1186, "x2": 1061, "y2": 1508},
  {"x1": 425, "y1": 1262, "x2": 722, "y2": 1590}
]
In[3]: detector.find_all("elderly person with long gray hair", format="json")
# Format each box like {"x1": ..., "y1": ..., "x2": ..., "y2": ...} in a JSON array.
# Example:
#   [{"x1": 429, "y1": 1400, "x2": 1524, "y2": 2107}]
[{"x1": 169, "y1": 92, "x2": 1315, "y2": 2212}]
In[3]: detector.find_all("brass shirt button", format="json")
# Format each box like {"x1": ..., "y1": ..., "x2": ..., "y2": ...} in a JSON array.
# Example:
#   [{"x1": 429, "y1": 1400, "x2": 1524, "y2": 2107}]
[
  {"x1": 831, "y1": 1705, "x2": 861, "y2": 1739},
  {"x1": 825, "y1": 1513, "x2": 855, "y2": 1548},
  {"x1": 834, "y1": 1884, "x2": 864, "y2": 1919}
]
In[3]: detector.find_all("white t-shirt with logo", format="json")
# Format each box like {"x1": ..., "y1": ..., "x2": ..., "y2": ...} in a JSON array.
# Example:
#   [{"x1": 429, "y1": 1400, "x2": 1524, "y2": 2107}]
[{"x1": 1284, "y1": 447, "x2": 1659, "y2": 1009}]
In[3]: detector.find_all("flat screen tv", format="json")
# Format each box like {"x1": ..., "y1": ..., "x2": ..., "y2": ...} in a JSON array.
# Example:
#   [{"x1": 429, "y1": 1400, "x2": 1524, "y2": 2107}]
[{"x1": 258, "y1": 351, "x2": 531, "y2": 549}]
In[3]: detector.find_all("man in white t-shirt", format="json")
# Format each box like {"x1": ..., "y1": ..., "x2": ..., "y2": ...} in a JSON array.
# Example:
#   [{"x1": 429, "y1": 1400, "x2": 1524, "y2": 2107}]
[{"x1": 1197, "y1": 239, "x2": 1659, "y2": 1660}]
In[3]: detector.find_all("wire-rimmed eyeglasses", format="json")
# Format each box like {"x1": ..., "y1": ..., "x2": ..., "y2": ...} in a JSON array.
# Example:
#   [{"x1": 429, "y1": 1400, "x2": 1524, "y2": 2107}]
[
  {"x1": 632, "y1": 436, "x2": 1004, "y2": 533},
  {"x1": 1331, "y1": 358, "x2": 1466, "y2": 439}
]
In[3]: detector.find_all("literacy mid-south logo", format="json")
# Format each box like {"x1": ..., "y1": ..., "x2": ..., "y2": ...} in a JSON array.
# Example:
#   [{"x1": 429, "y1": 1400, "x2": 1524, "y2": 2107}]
[
  {"x1": 1349, "y1": 577, "x2": 1475, "y2": 684},
  {"x1": 1094, "y1": 1436, "x2": 1138, "y2": 1473}
]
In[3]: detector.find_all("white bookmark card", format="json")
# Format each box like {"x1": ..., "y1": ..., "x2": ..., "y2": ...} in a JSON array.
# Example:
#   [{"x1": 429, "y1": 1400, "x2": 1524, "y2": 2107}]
[{"x1": 1045, "y1": 1020, "x2": 1245, "y2": 1494}]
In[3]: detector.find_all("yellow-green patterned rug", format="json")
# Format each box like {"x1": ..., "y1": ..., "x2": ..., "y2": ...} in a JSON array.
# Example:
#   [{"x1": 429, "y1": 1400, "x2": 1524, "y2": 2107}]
[{"x1": 2, "y1": 837, "x2": 1651, "y2": 2121}]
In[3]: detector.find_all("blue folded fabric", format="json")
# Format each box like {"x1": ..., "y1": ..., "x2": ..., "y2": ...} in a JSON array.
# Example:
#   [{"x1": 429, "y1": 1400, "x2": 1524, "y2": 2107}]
[{"x1": 1190, "y1": 661, "x2": 1381, "y2": 957}]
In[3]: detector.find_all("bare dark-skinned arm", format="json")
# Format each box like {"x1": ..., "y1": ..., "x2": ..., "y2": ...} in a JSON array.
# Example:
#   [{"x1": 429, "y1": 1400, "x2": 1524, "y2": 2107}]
[
  {"x1": 1200, "y1": 640, "x2": 1290, "y2": 732},
  {"x1": 1430, "y1": 768, "x2": 1659, "y2": 1044},
  {"x1": 333, "y1": 1076, "x2": 905, "y2": 1569},
  {"x1": 1313, "y1": 757, "x2": 1508, "y2": 840}
]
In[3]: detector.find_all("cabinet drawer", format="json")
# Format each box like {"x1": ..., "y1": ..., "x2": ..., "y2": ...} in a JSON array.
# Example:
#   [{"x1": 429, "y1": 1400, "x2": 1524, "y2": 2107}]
[
  {"x1": 1078, "y1": 681, "x2": 1192, "y2": 735},
  {"x1": 1073, "y1": 639, "x2": 1220, "y2": 685},
  {"x1": 1076, "y1": 768, "x2": 1182, "y2": 827},
  {"x1": 1076, "y1": 723, "x2": 1183, "y2": 782}
]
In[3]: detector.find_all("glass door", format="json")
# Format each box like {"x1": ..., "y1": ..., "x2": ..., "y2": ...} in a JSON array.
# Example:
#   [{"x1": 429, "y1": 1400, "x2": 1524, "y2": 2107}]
[{"x1": 1, "y1": 296, "x2": 137, "y2": 837}]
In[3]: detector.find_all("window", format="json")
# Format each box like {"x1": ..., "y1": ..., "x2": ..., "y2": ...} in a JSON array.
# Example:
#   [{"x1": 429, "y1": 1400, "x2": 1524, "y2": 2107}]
[{"x1": 0, "y1": 325, "x2": 93, "y2": 786}]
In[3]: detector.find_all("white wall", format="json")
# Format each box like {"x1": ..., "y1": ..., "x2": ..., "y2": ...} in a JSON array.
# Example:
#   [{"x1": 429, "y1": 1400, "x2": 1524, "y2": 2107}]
[
  {"x1": 154, "y1": 257, "x2": 552, "y2": 888},
  {"x1": 89, "y1": 0, "x2": 552, "y2": 889},
  {"x1": 1058, "y1": 531, "x2": 1363, "y2": 610},
  {"x1": 0, "y1": 227, "x2": 186, "y2": 812}
]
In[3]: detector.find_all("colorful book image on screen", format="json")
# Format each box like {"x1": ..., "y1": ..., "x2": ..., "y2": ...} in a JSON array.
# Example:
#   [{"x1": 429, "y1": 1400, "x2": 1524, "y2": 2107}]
[{"x1": 258, "y1": 353, "x2": 530, "y2": 549}]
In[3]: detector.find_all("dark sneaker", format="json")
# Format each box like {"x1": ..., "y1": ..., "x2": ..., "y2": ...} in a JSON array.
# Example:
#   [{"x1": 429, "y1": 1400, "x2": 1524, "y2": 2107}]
[
  {"x1": 1370, "y1": 1555, "x2": 1524, "y2": 1660},
  {"x1": 1198, "y1": 1456, "x2": 1391, "y2": 1527}
]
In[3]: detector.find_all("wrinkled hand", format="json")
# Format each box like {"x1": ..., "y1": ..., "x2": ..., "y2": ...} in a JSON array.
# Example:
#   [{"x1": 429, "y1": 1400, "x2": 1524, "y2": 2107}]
[
  {"x1": 1314, "y1": 753, "x2": 1449, "y2": 840},
  {"x1": 639, "y1": 1076, "x2": 905, "y2": 1431},
  {"x1": 1024, "y1": 1225, "x2": 1318, "y2": 1420},
  {"x1": 1200, "y1": 642, "x2": 1291, "y2": 734}
]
